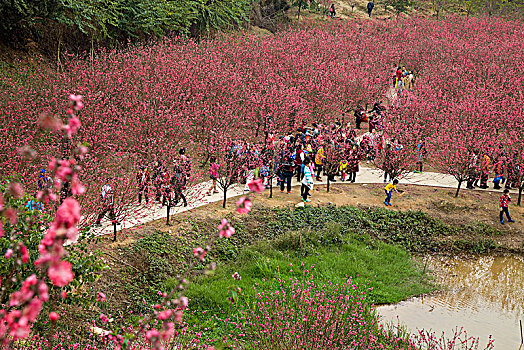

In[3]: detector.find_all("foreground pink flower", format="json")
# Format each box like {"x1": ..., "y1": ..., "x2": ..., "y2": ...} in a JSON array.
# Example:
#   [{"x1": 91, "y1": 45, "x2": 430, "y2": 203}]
[
  {"x1": 193, "y1": 247, "x2": 206, "y2": 261},
  {"x1": 96, "y1": 292, "x2": 106, "y2": 302},
  {"x1": 49, "y1": 312, "x2": 59, "y2": 322},
  {"x1": 248, "y1": 179, "x2": 264, "y2": 193},
  {"x1": 48, "y1": 261, "x2": 74, "y2": 287},
  {"x1": 64, "y1": 116, "x2": 81, "y2": 137},
  {"x1": 236, "y1": 197, "x2": 252, "y2": 214},
  {"x1": 218, "y1": 218, "x2": 235, "y2": 238},
  {"x1": 55, "y1": 197, "x2": 81, "y2": 229},
  {"x1": 7, "y1": 182, "x2": 24, "y2": 199}
]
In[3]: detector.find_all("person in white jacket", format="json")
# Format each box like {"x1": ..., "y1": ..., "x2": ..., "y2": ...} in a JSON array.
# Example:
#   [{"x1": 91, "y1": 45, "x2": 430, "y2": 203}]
[{"x1": 301, "y1": 158, "x2": 314, "y2": 203}]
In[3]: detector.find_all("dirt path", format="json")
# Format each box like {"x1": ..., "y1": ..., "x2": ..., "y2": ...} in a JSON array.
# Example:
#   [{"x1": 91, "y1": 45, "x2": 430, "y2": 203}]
[{"x1": 89, "y1": 165, "x2": 523, "y2": 248}]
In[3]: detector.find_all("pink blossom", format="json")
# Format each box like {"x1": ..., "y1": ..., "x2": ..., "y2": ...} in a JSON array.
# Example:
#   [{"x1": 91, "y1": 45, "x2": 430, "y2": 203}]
[
  {"x1": 157, "y1": 309, "x2": 172, "y2": 320},
  {"x1": 68, "y1": 94, "x2": 83, "y2": 102},
  {"x1": 19, "y1": 244, "x2": 29, "y2": 263},
  {"x1": 64, "y1": 116, "x2": 81, "y2": 137},
  {"x1": 193, "y1": 247, "x2": 206, "y2": 261},
  {"x1": 48, "y1": 157, "x2": 57, "y2": 171},
  {"x1": 5, "y1": 249, "x2": 13, "y2": 258},
  {"x1": 55, "y1": 198, "x2": 81, "y2": 229},
  {"x1": 96, "y1": 292, "x2": 106, "y2": 302},
  {"x1": 100, "y1": 313, "x2": 109, "y2": 323},
  {"x1": 48, "y1": 261, "x2": 74, "y2": 287},
  {"x1": 55, "y1": 160, "x2": 73, "y2": 181},
  {"x1": 38, "y1": 113, "x2": 62, "y2": 132},
  {"x1": 145, "y1": 329, "x2": 160, "y2": 340},
  {"x1": 160, "y1": 322, "x2": 174, "y2": 341},
  {"x1": 49, "y1": 312, "x2": 59, "y2": 322},
  {"x1": 178, "y1": 296, "x2": 188, "y2": 310},
  {"x1": 71, "y1": 174, "x2": 85, "y2": 195},
  {"x1": 7, "y1": 182, "x2": 24, "y2": 199},
  {"x1": 217, "y1": 218, "x2": 235, "y2": 238},
  {"x1": 248, "y1": 178, "x2": 264, "y2": 193},
  {"x1": 4, "y1": 208, "x2": 18, "y2": 225},
  {"x1": 236, "y1": 197, "x2": 252, "y2": 214},
  {"x1": 232, "y1": 272, "x2": 241, "y2": 281}
]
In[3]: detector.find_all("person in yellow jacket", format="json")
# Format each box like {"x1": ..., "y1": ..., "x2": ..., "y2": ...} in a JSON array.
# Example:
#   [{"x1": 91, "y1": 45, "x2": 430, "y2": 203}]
[
  {"x1": 384, "y1": 179, "x2": 399, "y2": 206},
  {"x1": 314, "y1": 146, "x2": 325, "y2": 181},
  {"x1": 339, "y1": 159, "x2": 349, "y2": 181}
]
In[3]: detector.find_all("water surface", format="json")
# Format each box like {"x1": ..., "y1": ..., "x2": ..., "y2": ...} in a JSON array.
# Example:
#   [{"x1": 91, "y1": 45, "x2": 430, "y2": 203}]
[{"x1": 377, "y1": 255, "x2": 524, "y2": 349}]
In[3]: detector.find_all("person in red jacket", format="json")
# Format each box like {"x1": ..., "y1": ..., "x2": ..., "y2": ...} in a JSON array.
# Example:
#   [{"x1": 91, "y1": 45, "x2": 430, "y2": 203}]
[
  {"x1": 499, "y1": 189, "x2": 515, "y2": 225},
  {"x1": 295, "y1": 143, "x2": 305, "y2": 182}
]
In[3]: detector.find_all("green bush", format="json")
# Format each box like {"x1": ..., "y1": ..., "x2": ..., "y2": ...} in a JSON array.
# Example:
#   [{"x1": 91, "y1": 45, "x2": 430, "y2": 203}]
[
  {"x1": 0, "y1": 184, "x2": 104, "y2": 329},
  {"x1": 1, "y1": 0, "x2": 252, "y2": 48}
]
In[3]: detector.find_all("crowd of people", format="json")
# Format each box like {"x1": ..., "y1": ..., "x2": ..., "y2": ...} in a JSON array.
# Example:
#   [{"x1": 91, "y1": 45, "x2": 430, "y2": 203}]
[
  {"x1": 29, "y1": 63, "x2": 518, "y2": 227},
  {"x1": 393, "y1": 64, "x2": 415, "y2": 96}
]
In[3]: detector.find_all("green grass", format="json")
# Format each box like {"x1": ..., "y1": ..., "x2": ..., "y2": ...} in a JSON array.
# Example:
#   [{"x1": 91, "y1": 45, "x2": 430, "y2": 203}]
[{"x1": 177, "y1": 223, "x2": 433, "y2": 316}]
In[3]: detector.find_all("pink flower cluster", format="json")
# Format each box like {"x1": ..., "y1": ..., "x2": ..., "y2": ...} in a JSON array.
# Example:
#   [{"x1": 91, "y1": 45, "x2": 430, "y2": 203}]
[
  {"x1": 235, "y1": 197, "x2": 252, "y2": 214},
  {"x1": 217, "y1": 219, "x2": 235, "y2": 238},
  {"x1": 1, "y1": 275, "x2": 48, "y2": 342}
]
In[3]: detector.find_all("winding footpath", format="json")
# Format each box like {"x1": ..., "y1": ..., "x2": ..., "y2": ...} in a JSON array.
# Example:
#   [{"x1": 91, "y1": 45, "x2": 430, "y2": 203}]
[{"x1": 89, "y1": 165, "x2": 507, "y2": 238}]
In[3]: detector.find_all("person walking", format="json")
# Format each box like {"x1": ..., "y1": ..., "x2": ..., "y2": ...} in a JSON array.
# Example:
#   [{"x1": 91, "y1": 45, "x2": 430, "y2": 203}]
[
  {"x1": 301, "y1": 158, "x2": 314, "y2": 203},
  {"x1": 295, "y1": 144, "x2": 305, "y2": 182},
  {"x1": 244, "y1": 164, "x2": 256, "y2": 192},
  {"x1": 279, "y1": 151, "x2": 295, "y2": 194},
  {"x1": 339, "y1": 158, "x2": 348, "y2": 181},
  {"x1": 348, "y1": 146, "x2": 360, "y2": 183},
  {"x1": 172, "y1": 165, "x2": 188, "y2": 207},
  {"x1": 492, "y1": 158, "x2": 505, "y2": 189},
  {"x1": 314, "y1": 145, "x2": 325, "y2": 181},
  {"x1": 161, "y1": 169, "x2": 171, "y2": 207},
  {"x1": 95, "y1": 179, "x2": 118, "y2": 227},
  {"x1": 152, "y1": 161, "x2": 164, "y2": 202},
  {"x1": 136, "y1": 164, "x2": 150, "y2": 204},
  {"x1": 415, "y1": 141, "x2": 426, "y2": 173},
  {"x1": 384, "y1": 179, "x2": 399, "y2": 206},
  {"x1": 367, "y1": 0, "x2": 374, "y2": 17},
  {"x1": 179, "y1": 148, "x2": 192, "y2": 180},
  {"x1": 329, "y1": 4, "x2": 336, "y2": 17},
  {"x1": 207, "y1": 156, "x2": 219, "y2": 195},
  {"x1": 38, "y1": 169, "x2": 48, "y2": 191},
  {"x1": 354, "y1": 107, "x2": 363, "y2": 130},
  {"x1": 479, "y1": 153, "x2": 491, "y2": 189},
  {"x1": 499, "y1": 189, "x2": 515, "y2": 225}
]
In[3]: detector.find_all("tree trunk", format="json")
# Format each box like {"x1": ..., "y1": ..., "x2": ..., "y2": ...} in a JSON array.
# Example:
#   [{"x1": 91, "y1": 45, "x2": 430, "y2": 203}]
[
  {"x1": 518, "y1": 187, "x2": 523, "y2": 206},
  {"x1": 327, "y1": 176, "x2": 330, "y2": 193},
  {"x1": 57, "y1": 28, "x2": 62, "y2": 73},
  {"x1": 297, "y1": 3, "x2": 301, "y2": 20},
  {"x1": 223, "y1": 188, "x2": 227, "y2": 208},
  {"x1": 166, "y1": 205, "x2": 171, "y2": 225},
  {"x1": 113, "y1": 222, "x2": 117, "y2": 242},
  {"x1": 455, "y1": 180, "x2": 462, "y2": 197},
  {"x1": 269, "y1": 177, "x2": 273, "y2": 198}
]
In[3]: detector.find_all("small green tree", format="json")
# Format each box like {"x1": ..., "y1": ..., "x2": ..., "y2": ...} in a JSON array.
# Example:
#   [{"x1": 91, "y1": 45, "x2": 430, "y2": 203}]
[
  {"x1": 386, "y1": 0, "x2": 413, "y2": 16},
  {"x1": 292, "y1": 0, "x2": 310, "y2": 19}
]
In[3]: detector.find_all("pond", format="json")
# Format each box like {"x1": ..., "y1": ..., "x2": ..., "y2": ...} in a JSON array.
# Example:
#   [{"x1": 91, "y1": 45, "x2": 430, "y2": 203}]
[{"x1": 377, "y1": 255, "x2": 524, "y2": 349}]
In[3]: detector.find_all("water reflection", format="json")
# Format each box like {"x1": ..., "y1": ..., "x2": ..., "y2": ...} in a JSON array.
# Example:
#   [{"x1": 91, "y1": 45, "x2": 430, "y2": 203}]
[{"x1": 377, "y1": 255, "x2": 524, "y2": 349}]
